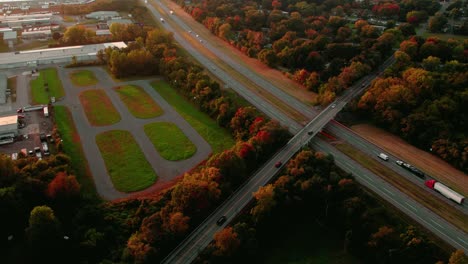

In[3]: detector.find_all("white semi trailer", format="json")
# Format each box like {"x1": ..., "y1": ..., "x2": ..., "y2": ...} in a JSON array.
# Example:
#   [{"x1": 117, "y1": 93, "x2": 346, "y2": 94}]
[{"x1": 425, "y1": 180, "x2": 465, "y2": 205}]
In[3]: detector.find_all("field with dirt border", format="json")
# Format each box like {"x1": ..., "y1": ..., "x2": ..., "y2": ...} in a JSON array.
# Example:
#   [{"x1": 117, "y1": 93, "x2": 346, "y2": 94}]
[{"x1": 79, "y1": 89, "x2": 121, "y2": 126}]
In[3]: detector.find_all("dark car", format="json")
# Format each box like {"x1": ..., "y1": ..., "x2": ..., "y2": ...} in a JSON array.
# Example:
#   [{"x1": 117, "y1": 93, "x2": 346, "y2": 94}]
[
  {"x1": 216, "y1": 216, "x2": 227, "y2": 226},
  {"x1": 275, "y1": 161, "x2": 282, "y2": 168}
]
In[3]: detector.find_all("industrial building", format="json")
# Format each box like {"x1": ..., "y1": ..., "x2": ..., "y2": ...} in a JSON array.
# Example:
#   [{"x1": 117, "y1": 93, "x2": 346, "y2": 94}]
[
  {"x1": 0, "y1": 114, "x2": 18, "y2": 144},
  {"x1": 0, "y1": 41, "x2": 127, "y2": 69},
  {"x1": 0, "y1": 74, "x2": 7, "y2": 104},
  {"x1": 85, "y1": 11, "x2": 120, "y2": 20}
]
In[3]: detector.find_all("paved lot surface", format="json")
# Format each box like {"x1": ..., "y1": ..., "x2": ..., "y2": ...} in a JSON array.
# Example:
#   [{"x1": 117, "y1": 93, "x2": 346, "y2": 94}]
[{"x1": 56, "y1": 66, "x2": 211, "y2": 200}]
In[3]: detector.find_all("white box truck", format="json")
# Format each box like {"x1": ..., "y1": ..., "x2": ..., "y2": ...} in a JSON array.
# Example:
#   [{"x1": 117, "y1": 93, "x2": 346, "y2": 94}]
[{"x1": 378, "y1": 153, "x2": 389, "y2": 161}]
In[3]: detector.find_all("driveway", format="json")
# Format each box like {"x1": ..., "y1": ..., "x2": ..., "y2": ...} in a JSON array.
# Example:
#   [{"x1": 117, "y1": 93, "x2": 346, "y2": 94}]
[{"x1": 56, "y1": 66, "x2": 212, "y2": 200}]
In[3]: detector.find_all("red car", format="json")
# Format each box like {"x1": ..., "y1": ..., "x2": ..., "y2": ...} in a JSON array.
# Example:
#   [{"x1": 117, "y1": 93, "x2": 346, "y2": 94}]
[{"x1": 275, "y1": 161, "x2": 282, "y2": 168}]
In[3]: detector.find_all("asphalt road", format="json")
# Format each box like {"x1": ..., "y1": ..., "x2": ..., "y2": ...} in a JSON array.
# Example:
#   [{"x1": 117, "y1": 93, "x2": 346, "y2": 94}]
[
  {"x1": 148, "y1": 0, "x2": 468, "y2": 261},
  {"x1": 325, "y1": 121, "x2": 468, "y2": 213}
]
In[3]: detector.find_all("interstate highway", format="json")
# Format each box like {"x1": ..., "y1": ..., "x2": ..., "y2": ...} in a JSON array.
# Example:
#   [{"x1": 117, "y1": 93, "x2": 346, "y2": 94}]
[{"x1": 144, "y1": 1, "x2": 468, "y2": 261}]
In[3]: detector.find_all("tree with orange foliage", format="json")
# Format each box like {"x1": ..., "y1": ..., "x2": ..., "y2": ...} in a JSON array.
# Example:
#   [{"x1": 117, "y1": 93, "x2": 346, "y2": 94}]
[
  {"x1": 213, "y1": 227, "x2": 240, "y2": 256},
  {"x1": 46, "y1": 172, "x2": 80, "y2": 199},
  {"x1": 251, "y1": 184, "x2": 276, "y2": 221}
]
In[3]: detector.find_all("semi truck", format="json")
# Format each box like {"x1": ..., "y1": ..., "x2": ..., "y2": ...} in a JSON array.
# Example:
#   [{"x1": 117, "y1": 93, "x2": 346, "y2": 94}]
[
  {"x1": 425, "y1": 180, "x2": 465, "y2": 205},
  {"x1": 395, "y1": 160, "x2": 425, "y2": 178}
]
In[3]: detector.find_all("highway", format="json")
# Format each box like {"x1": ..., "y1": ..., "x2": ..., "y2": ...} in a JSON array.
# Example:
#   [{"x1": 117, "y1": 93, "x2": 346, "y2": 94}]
[
  {"x1": 325, "y1": 121, "x2": 468, "y2": 213},
  {"x1": 143, "y1": 1, "x2": 468, "y2": 261}
]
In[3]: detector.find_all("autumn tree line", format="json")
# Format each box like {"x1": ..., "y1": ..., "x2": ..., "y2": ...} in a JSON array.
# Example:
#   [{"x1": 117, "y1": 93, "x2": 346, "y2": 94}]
[
  {"x1": 197, "y1": 149, "x2": 466, "y2": 264},
  {"x1": 169, "y1": 0, "x2": 436, "y2": 104},
  {"x1": 356, "y1": 37, "x2": 468, "y2": 173}
]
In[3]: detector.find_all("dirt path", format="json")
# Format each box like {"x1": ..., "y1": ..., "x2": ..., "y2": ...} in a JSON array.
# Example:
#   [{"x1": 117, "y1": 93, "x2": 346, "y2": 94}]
[{"x1": 351, "y1": 124, "x2": 468, "y2": 196}]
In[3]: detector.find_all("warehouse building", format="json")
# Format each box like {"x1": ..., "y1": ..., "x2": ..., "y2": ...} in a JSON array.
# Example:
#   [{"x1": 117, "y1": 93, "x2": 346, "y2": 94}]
[
  {"x1": 0, "y1": 74, "x2": 7, "y2": 104},
  {"x1": 0, "y1": 114, "x2": 18, "y2": 144}
]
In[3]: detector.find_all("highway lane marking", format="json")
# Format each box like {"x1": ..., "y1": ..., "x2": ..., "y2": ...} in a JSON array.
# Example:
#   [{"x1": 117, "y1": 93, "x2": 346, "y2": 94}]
[
  {"x1": 404, "y1": 202, "x2": 417, "y2": 211},
  {"x1": 458, "y1": 237, "x2": 468, "y2": 246},
  {"x1": 430, "y1": 219, "x2": 444, "y2": 228},
  {"x1": 382, "y1": 187, "x2": 394, "y2": 196}
]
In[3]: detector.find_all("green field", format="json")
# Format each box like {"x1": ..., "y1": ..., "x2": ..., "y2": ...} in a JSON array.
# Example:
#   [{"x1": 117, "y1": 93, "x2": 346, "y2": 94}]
[
  {"x1": 79, "y1": 89, "x2": 121, "y2": 126},
  {"x1": 151, "y1": 80, "x2": 234, "y2": 153},
  {"x1": 70, "y1": 70, "x2": 98, "y2": 86},
  {"x1": 54, "y1": 106, "x2": 98, "y2": 199},
  {"x1": 31, "y1": 68, "x2": 65, "y2": 104},
  {"x1": 144, "y1": 122, "x2": 196, "y2": 161},
  {"x1": 115, "y1": 85, "x2": 164, "y2": 118},
  {"x1": 96, "y1": 130, "x2": 157, "y2": 192}
]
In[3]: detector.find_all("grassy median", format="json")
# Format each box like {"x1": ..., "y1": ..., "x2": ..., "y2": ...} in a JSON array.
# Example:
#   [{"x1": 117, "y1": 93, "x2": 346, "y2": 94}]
[
  {"x1": 144, "y1": 122, "x2": 196, "y2": 161},
  {"x1": 151, "y1": 80, "x2": 234, "y2": 154},
  {"x1": 79, "y1": 89, "x2": 121, "y2": 126},
  {"x1": 115, "y1": 85, "x2": 163, "y2": 119},
  {"x1": 96, "y1": 130, "x2": 157, "y2": 192},
  {"x1": 70, "y1": 70, "x2": 98, "y2": 86}
]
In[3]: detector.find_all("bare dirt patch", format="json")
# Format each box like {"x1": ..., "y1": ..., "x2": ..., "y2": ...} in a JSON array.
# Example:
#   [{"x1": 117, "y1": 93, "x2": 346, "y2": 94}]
[{"x1": 351, "y1": 124, "x2": 468, "y2": 196}]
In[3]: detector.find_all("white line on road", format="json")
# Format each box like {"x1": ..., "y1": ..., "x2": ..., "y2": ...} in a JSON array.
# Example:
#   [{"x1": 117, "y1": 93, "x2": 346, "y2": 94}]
[
  {"x1": 404, "y1": 202, "x2": 417, "y2": 212},
  {"x1": 458, "y1": 237, "x2": 468, "y2": 246},
  {"x1": 382, "y1": 187, "x2": 394, "y2": 196},
  {"x1": 430, "y1": 219, "x2": 443, "y2": 228}
]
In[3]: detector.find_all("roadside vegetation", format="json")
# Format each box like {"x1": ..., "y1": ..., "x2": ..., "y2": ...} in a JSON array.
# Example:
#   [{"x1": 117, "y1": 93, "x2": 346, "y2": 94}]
[
  {"x1": 31, "y1": 68, "x2": 65, "y2": 104},
  {"x1": 144, "y1": 122, "x2": 197, "y2": 161},
  {"x1": 115, "y1": 85, "x2": 163, "y2": 119},
  {"x1": 79, "y1": 89, "x2": 121, "y2": 126},
  {"x1": 96, "y1": 130, "x2": 157, "y2": 192},
  {"x1": 54, "y1": 105, "x2": 97, "y2": 199},
  {"x1": 151, "y1": 80, "x2": 234, "y2": 154},
  {"x1": 197, "y1": 149, "x2": 451, "y2": 263},
  {"x1": 69, "y1": 70, "x2": 98, "y2": 86}
]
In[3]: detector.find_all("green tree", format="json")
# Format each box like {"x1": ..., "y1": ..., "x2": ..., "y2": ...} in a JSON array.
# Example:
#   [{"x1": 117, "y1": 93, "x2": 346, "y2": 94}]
[{"x1": 26, "y1": 205, "x2": 61, "y2": 244}]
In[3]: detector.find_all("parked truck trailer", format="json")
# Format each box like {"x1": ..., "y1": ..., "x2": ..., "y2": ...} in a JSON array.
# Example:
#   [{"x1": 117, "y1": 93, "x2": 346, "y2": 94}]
[{"x1": 425, "y1": 180, "x2": 465, "y2": 205}]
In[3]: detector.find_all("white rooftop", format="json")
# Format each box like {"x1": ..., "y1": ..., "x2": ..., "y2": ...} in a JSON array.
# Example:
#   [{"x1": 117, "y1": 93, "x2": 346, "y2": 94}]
[
  {"x1": 0, "y1": 41, "x2": 127, "y2": 66},
  {"x1": 0, "y1": 115, "x2": 17, "y2": 126}
]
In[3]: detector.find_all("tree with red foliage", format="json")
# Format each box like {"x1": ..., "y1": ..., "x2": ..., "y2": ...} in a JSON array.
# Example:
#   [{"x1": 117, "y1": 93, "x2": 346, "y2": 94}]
[{"x1": 46, "y1": 172, "x2": 81, "y2": 199}]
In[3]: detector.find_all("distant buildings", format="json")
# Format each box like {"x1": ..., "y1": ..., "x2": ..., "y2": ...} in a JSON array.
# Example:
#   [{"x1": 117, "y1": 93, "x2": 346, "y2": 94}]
[{"x1": 85, "y1": 11, "x2": 120, "y2": 20}]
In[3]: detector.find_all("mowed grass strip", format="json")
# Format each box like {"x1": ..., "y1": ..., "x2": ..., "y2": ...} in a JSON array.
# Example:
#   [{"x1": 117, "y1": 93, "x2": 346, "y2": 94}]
[
  {"x1": 54, "y1": 106, "x2": 98, "y2": 199},
  {"x1": 334, "y1": 142, "x2": 468, "y2": 233},
  {"x1": 31, "y1": 68, "x2": 65, "y2": 104},
  {"x1": 96, "y1": 130, "x2": 157, "y2": 192},
  {"x1": 70, "y1": 70, "x2": 98, "y2": 86},
  {"x1": 144, "y1": 122, "x2": 196, "y2": 161},
  {"x1": 151, "y1": 80, "x2": 234, "y2": 153},
  {"x1": 115, "y1": 85, "x2": 163, "y2": 119},
  {"x1": 79, "y1": 89, "x2": 121, "y2": 126}
]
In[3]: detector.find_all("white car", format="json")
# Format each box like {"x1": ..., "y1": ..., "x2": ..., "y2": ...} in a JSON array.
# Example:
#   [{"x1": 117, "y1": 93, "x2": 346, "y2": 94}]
[
  {"x1": 331, "y1": 104, "x2": 336, "y2": 108},
  {"x1": 395, "y1": 160, "x2": 403, "y2": 166}
]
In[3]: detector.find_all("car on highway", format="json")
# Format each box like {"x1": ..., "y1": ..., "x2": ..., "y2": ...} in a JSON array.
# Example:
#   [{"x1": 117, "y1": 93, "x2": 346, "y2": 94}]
[
  {"x1": 216, "y1": 216, "x2": 227, "y2": 226},
  {"x1": 331, "y1": 104, "x2": 336, "y2": 108},
  {"x1": 307, "y1": 130, "x2": 314, "y2": 135},
  {"x1": 395, "y1": 160, "x2": 403, "y2": 166},
  {"x1": 275, "y1": 161, "x2": 282, "y2": 168}
]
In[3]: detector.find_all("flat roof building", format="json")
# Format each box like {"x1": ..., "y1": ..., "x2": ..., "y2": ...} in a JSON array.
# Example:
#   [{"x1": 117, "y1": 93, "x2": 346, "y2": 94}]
[
  {"x1": 0, "y1": 74, "x2": 6, "y2": 104},
  {"x1": 0, "y1": 41, "x2": 127, "y2": 69},
  {"x1": 86, "y1": 11, "x2": 119, "y2": 20},
  {"x1": 0, "y1": 114, "x2": 18, "y2": 139}
]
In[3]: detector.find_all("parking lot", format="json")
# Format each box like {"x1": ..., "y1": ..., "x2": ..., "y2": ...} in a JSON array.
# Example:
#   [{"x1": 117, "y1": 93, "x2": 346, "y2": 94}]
[{"x1": 0, "y1": 107, "x2": 55, "y2": 159}]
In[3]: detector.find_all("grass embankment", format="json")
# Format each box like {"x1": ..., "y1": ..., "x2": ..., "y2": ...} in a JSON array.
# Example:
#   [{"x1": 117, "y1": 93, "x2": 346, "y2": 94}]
[
  {"x1": 115, "y1": 85, "x2": 164, "y2": 118},
  {"x1": 151, "y1": 80, "x2": 234, "y2": 154},
  {"x1": 96, "y1": 130, "x2": 157, "y2": 192},
  {"x1": 54, "y1": 106, "x2": 98, "y2": 199},
  {"x1": 7, "y1": 76, "x2": 17, "y2": 103},
  {"x1": 144, "y1": 122, "x2": 196, "y2": 161},
  {"x1": 334, "y1": 142, "x2": 468, "y2": 233},
  {"x1": 70, "y1": 70, "x2": 98, "y2": 86},
  {"x1": 79, "y1": 89, "x2": 121, "y2": 126},
  {"x1": 31, "y1": 68, "x2": 65, "y2": 104}
]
